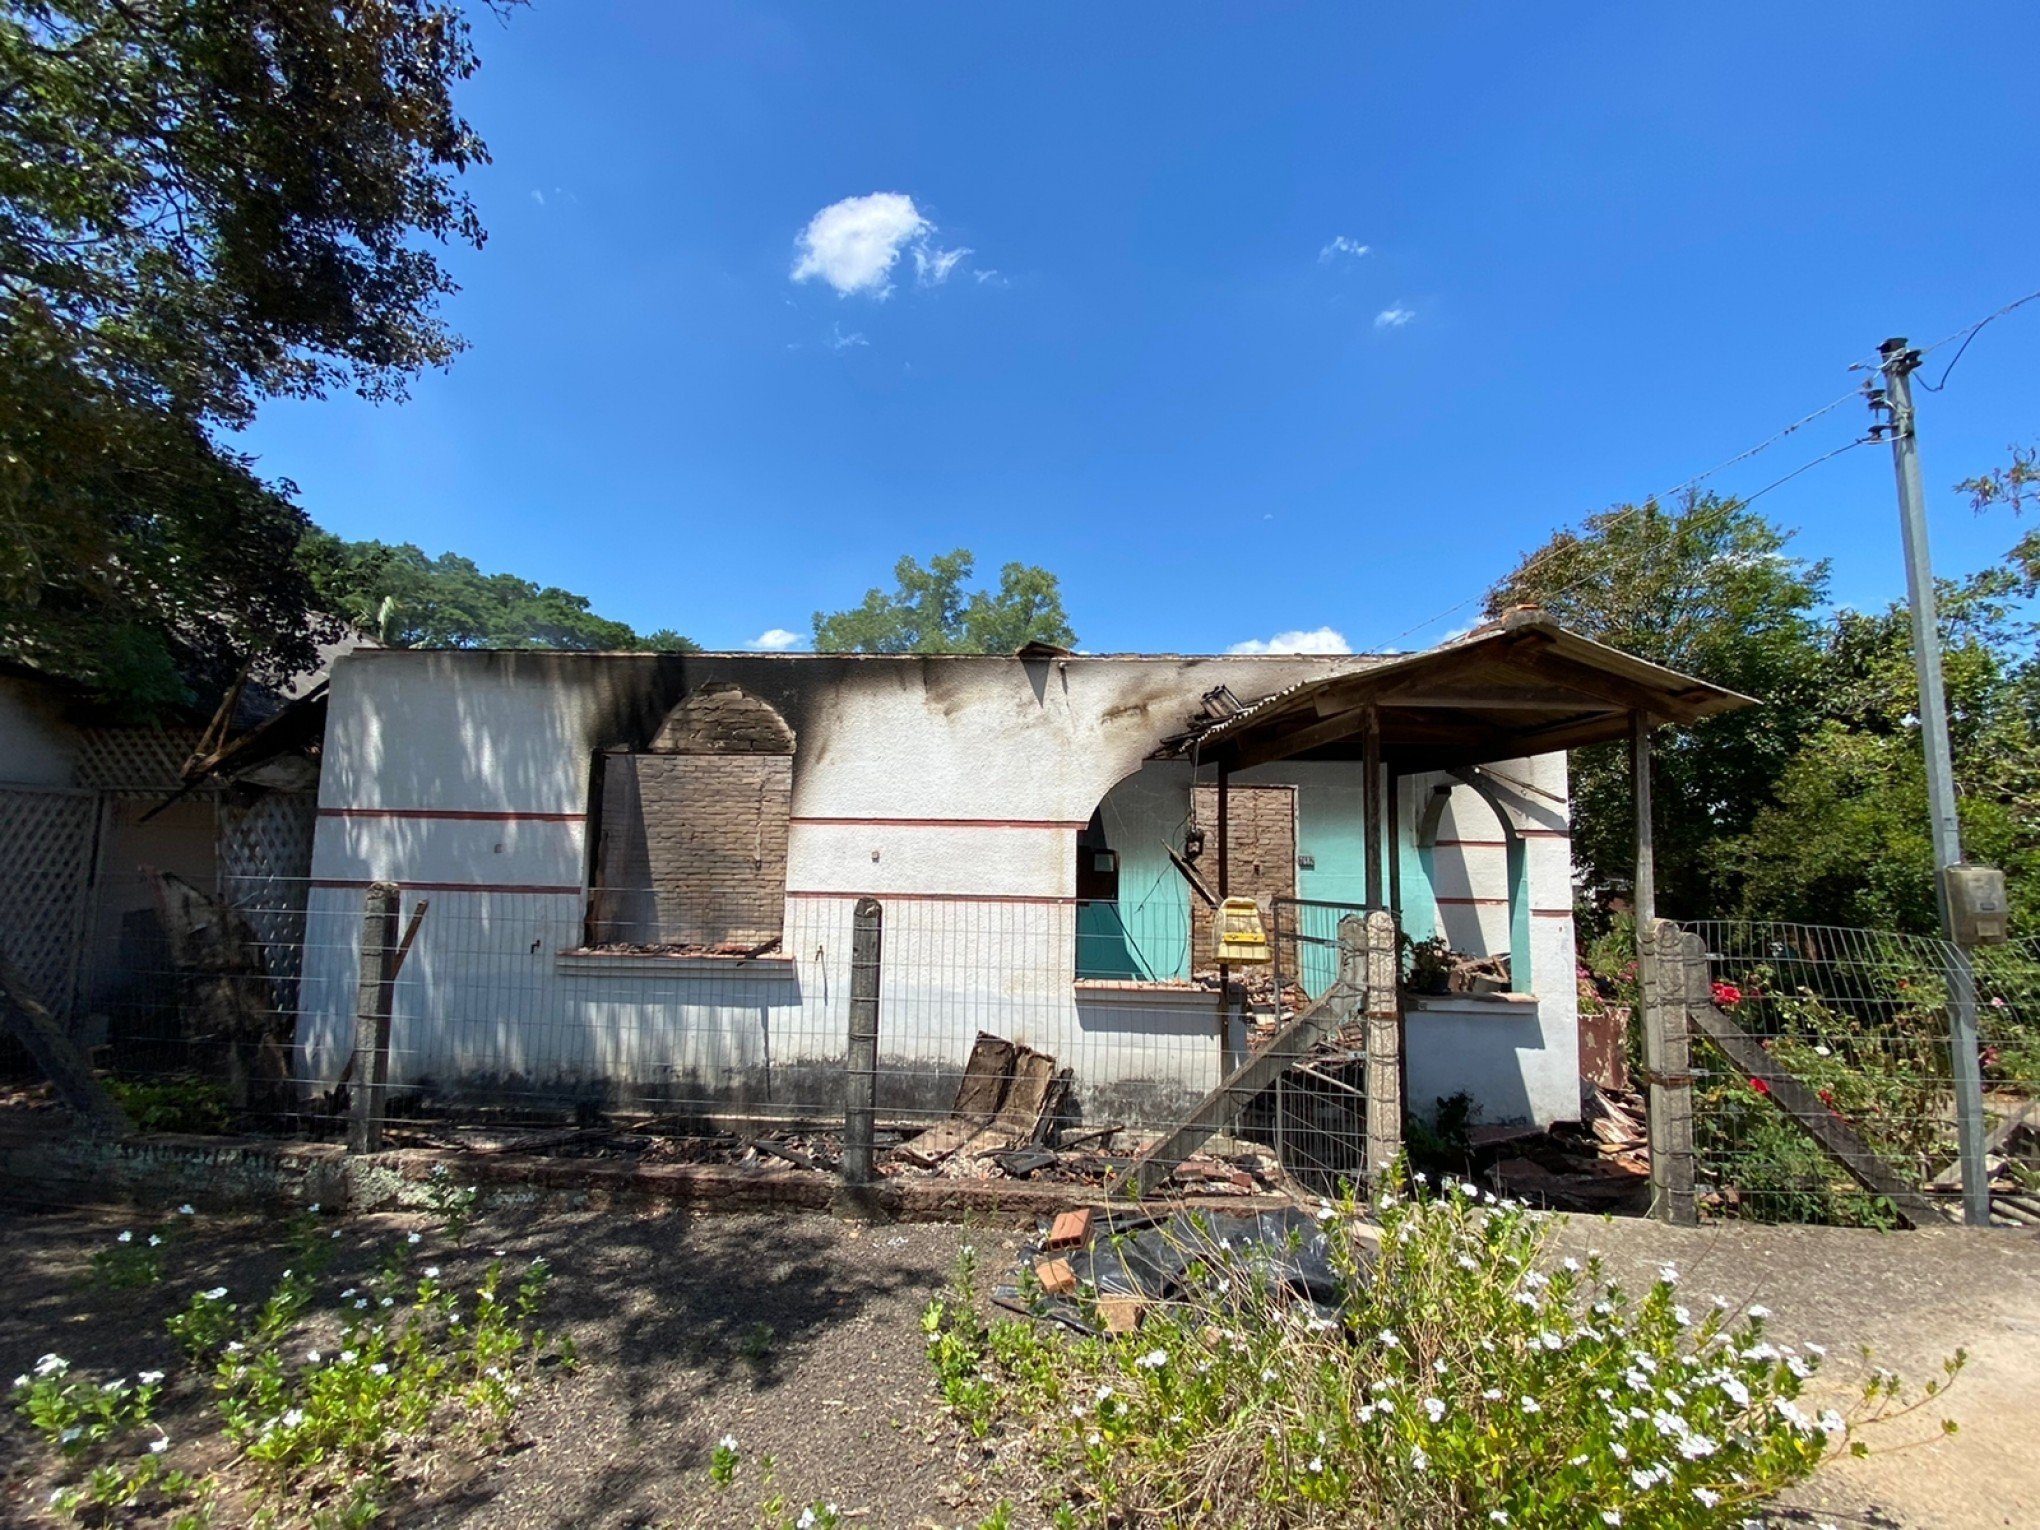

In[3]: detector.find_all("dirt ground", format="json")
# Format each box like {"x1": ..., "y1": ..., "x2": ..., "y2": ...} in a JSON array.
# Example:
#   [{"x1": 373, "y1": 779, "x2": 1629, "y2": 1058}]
[{"x1": 2, "y1": 1197, "x2": 2036, "y2": 1528}]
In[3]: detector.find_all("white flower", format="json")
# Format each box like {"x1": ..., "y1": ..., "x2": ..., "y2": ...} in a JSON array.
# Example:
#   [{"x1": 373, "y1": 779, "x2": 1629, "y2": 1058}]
[
  {"x1": 1602, "y1": 1513, "x2": 1622, "y2": 1527},
  {"x1": 380, "y1": 1297, "x2": 394, "y2": 1308},
  {"x1": 1457, "y1": 1254, "x2": 1480, "y2": 1271},
  {"x1": 1610, "y1": 1441, "x2": 1628, "y2": 1461},
  {"x1": 1693, "y1": 1487, "x2": 1720, "y2": 1507},
  {"x1": 307, "y1": 1203, "x2": 320, "y2": 1214},
  {"x1": 1134, "y1": 1349, "x2": 1168, "y2": 1371},
  {"x1": 1678, "y1": 1433, "x2": 1720, "y2": 1460},
  {"x1": 1747, "y1": 1304, "x2": 1772, "y2": 1320},
  {"x1": 1489, "y1": 1514, "x2": 1510, "y2": 1526},
  {"x1": 719, "y1": 1433, "x2": 738, "y2": 1451},
  {"x1": 1673, "y1": 1304, "x2": 1691, "y2": 1327},
  {"x1": 60, "y1": 1426, "x2": 82, "y2": 1443},
  {"x1": 355, "y1": 1298, "x2": 369, "y2": 1310},
  {"x1": 117, "y1": 1230, "x2": 133, "y2": 1243},
  {"x1": 1775, "y1": 1398, "x2": 1812, "y2": 1431},
  {"x1": 798, "y1": 1510, "x2": 816, "y2": 1530},
  {"x1": 407, "y1": 1232, "x2": 422, "y2": 1245},
  {"x1": 147, "y1": 1235, "x2": 162, "y2": 1247},
  {"x1": 203, "y1": 1286, "x2": 227, "y2": 1302},
  {"x1": 370, "y1": 1362, "x2": 389, "y2": 1376},
  {"x1": 1306, "y1": 1455, "x2": 1324, "y2": 1474},
  {"x1": 306, "y1": 1350, "x2": 322, "y2": 1364},
  {"x1": 1411, "y1": 1445, "x2": 1429, "y2": 1472},
  {"x1": 35, "y1": 1354, "x2": 69, "y2": 1377},
  {"x1": 1482, "y1": 1388, "x2": 1503, "y2": 1401},
  {"x1": 224, "y1": 1341, "x2": 244, "y2": 1355},
  {"x1": 1519, "y1": 1396, "x2": 1541, "y2": 1414},
  {"x1": 281, "y1": 1409, "x2": 305, "y2": 1428},
  {"x1": 138, "y1": 1370, "x2": 164, "y2": 1386},
  {"x1": 1805, "y1": 1341, "x2": 1826, "y2": 1358},
  {"x1": 1378, "y1": 1330, "x2": 1399, "y2": 1348},
  {"x1": 1433, "y1": 1357, "x2": 1448, "y2": 1375},
  {"x1": 1721, "y1": 1376, "x2": 1750, "y2": 1407},
  {"x1": 1818, "y1": 1409, "x2": 1846, "y2": 1435},
  {"x1": 1657, "y1": 1263, "x2": 1679, "y2": 1286},
  {"x1": 177, "y1": 1204, "x2": 195, "y2": 1216},
  {"x1": 1259, "y1": 1368, "x2": 1277, "y2": 1383},
  {"x1": 1095, "y1": 1384, "x2": 1114, "y2": 1402},
  {"x1": 148, "y1": 1437, "x2": 169, "y2": 1455},
  {"x1": 1315, "y1": 1205, "x2": 1337, "y2": 1222},
  {"x1": 1424, "y1": 1396, "x2": 1446, "y2": 1422},
  {"x1": 1561, "y1": 1256, "x2": 1582, "y2": 1272},
  {"x1": 424, "y1": 1266, "x2": 441, "y2": 1279}
]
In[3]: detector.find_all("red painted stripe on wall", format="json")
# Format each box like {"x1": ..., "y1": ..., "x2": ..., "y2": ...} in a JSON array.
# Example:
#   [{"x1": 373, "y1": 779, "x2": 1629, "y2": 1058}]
[
  {"x1": 790, "y1": 817, "x2": 1088, "y2": 831},
  {"x1": 786, "y1": 889, "x2": 1078, "y2": 906},
  {"x1": 1531, "y1": 909, "x2": 1573, "y2": 919},
  {"x1": 319, "y1": 807, "x2": 585, "y2": 822},
  {"x1": 1432, "y1": 897, "x2": 1509, "y2": 907},
  {"x1": 309, "y1": 878, "x2": 582, "y2": 895},
  {"x1": 1431, "y1": 839, "x2": 1507, "y2": 849}
]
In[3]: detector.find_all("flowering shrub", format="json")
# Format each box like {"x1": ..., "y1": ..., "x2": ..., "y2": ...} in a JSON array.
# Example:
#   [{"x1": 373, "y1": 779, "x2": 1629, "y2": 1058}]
[
  {"x1": 10, "y1": 1201, "x2": 567, "y2": 1526},
  {"x1": 924, "y1": 1182, "x2": 1959, "y2": 1528}
]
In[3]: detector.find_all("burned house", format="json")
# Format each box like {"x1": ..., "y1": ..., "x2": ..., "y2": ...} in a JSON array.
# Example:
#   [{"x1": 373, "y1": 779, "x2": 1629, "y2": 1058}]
[{"x1": 286, "y1": 613, "x2": 1746, "y2": 1133}]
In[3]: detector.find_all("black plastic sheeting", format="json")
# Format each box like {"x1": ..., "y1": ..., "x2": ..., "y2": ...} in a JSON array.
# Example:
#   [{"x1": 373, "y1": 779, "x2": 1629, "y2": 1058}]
[{"x1": 994, "y1": 1206, "x2": 1357, "y2": 1334}]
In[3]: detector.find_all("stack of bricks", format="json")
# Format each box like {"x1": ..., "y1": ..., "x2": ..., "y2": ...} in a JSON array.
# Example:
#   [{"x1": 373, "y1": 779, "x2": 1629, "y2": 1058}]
[{"x1": 592, "y1": 684, "x2": 796, "y2": 947}]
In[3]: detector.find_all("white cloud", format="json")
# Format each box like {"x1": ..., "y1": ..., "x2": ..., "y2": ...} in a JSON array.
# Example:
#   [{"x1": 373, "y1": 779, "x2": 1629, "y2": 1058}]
[
  {"x1": 827, "y1": 323, "x2": 868, "y2": 350},
  {"x1": 973, "y1": 268, "x2": 1005, "y2": 286},
  {"x1": 530, "y1": 189, "x2": 546, "y2": 206},
  {"x1": 1374, "y1": 304, "x2": 1415, "y2": 329},
  {"x1": 914, "y1": 243, "x2": 971, "y2": 285},
  {"x1": 791, "y1": 192, "x2": 932, "y2": 297},
  {"x1": 1227, "y1": 626, "x2": 1353, "y2": 656},
  {"x1": 1319, "y1": 236, "x2": 1370, "y2": 264},
  {"x1": 746, "y1": 628, "x2": 803, "y2": 652}
]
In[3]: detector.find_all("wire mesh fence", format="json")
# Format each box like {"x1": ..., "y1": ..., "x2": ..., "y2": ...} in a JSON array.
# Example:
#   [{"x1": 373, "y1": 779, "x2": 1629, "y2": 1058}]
[
  {"x1": 5, "y1": 873, "x2": 1375, "y2": 1188},
  {"x1": 1681, "y1": 920, "x2": 2040, "y2": 1226}
]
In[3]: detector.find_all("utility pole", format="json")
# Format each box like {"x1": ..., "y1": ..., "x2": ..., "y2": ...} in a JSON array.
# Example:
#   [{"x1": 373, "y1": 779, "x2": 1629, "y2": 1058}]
[{"x1": 1871, "y1": 337, "x2": 1989, "y2": 1227}]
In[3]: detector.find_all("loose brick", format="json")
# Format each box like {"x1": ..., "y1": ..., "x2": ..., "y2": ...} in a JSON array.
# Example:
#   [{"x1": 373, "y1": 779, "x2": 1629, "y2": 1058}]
[
  {"x1": 1045, "y1": 1208, "x2": 1092, "y2": 1249},
  {"x1": 1098, "y1": 1296, "x2": 1144, "y2": 1334},
  {"x1": 1034, "y1": 1257, "x2": 1079, "y2": 1296}
]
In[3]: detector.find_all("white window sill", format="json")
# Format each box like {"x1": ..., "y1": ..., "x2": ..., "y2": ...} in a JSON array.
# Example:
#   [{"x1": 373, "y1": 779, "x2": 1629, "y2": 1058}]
[
  {"x1": 555, "y1": 950, "x2": 797, "y2": 979},
  {"x1": 1406, "y1": 990, "x2": 1540, "y2": 1012}
]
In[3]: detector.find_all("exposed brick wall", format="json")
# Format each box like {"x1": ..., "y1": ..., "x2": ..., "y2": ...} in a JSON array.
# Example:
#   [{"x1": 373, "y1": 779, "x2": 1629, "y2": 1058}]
[
  {"x1": 1187, "y1": 783, "x2": 1296, "y2": 968},
  {"x1": 591, "y1": 685, "x2": 796, "y2": 948},
  {"x1": 649, "y1": 683, "x2": 796, "y2": 754}
]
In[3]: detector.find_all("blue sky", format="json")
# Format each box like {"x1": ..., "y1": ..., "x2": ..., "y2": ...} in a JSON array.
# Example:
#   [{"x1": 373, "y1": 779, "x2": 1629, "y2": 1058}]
[{"x1": 240, "y1": 3, "x2": 2040, "y2": 656}]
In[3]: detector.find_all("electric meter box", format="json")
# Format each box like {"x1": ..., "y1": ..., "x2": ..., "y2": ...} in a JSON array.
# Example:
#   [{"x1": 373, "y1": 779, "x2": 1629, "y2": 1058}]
[{"x1": 1944, "y1": 864, "x2": 2009, "y2": 947}]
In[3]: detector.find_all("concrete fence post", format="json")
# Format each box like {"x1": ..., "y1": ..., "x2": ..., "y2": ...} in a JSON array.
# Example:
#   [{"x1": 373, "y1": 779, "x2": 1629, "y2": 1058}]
[
  {"x1": 1361, "y1": 910, "x2": 1403, "y2": 1184},
  {"x1": 842, "y1": 897, "x2": 883, "y2": 1186},
  {"x1": 1640, "y1": 918, "x2": 1698, "y2": 1226},
  {"x1": 348, "y1": 881, "x2": 400, "y2": 1155}
]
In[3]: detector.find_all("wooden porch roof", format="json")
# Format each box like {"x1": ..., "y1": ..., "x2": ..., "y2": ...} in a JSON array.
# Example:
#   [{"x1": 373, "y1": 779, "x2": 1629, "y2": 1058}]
[{"x1": 1175, "y1": 609, "x2": 1755, "y2": 773}]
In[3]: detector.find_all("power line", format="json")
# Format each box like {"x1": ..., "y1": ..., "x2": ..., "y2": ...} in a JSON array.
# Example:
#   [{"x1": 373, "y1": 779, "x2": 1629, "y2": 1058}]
[
  {"x1": 1372, "y1": 388, "x2": 1864, "y2": 651},
  {"x1": 1378, "y1": 279, "x2": 2040, "y2": 652}
]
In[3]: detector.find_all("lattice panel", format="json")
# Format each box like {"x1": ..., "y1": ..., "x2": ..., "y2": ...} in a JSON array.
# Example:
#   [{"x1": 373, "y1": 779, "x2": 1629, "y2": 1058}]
[
  {"x1": 219, "y1": 791, "x2": 317, "y2": 997},
  {"x1": 74, "y1": 727, "x2": 203, "y2": 791},
  {"x1": 0, "y1": 786, "x2": 97, "y2": 1016}
]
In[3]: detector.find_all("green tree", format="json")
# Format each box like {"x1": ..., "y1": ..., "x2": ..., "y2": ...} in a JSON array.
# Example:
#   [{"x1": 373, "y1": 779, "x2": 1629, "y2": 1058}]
[
  {"x1": 1730, "y1": 476, "x2": 2040, "y2": 934},
  {"x1": 0, "y1": 0, "x2": 513, "y2": 708},
  {"x1": 298, "y1": 531, "x2": 697, "y2": 652},
  {"x1": 1484, "y1": 493, "x2": 1831, "y2": 918},
  {"x1": 812, "y1": 549, "x2": 1077, "y2": 654}
]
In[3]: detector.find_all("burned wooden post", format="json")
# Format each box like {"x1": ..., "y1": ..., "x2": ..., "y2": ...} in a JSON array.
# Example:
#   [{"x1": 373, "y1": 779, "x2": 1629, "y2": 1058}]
[
  {"x1": 347, "y1": 882, "x2": 400, "y2": 1154},
  {"x1": 842, "y1": 896, "x2": 883, "y2": 1186},
  {"x1": 1639, "y1": 919, "x2": 1696, "y2": 1226},
  {"x1": 0, "y1": 954, "x2": 131, "y2": 1137},
  {"x1": 1361, "y1": 909, "x2": 1403, "y2": 1182}
]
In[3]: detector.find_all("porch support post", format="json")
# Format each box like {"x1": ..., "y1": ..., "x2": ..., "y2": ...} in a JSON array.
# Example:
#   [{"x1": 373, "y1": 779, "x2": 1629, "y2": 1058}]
[
  {"x1": 1362, "y1": 708, "x2": 1384, "y2": 909},
  {"x1": 1631, "y1": 711, "x2": 1656, "y2": 929},
  {"x1": 1386, "y1": 771, "x2": 1402, "y2": 918}
]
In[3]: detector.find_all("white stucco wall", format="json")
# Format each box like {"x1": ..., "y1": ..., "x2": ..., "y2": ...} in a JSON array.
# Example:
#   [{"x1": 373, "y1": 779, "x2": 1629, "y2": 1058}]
[{"x1": 299, "y1": 650, "x2": 1580, "y2": 1128}]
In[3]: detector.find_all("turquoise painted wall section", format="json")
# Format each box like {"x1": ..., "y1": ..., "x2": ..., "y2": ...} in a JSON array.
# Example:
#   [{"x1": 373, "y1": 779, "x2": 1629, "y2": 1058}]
[
  {"x1": 1087, "y1": 762, "x2": 1194, "y2": 981},
  {"x1": 1082, "y1": 761, "x2": 1446, "y2": 996}
]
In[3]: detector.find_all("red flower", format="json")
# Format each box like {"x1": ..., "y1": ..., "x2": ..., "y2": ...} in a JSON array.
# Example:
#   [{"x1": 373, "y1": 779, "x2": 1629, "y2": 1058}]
[
  {"x1": 1749, "y1": 1077, "x2": 1771, "y2": 1096},
  {"x1": 1817, "y1": 1087, "x2": 1835, "y2": 1109},
  {"x1": 1712, "y1": 981, "x2": 1743, "y2": 1008}
]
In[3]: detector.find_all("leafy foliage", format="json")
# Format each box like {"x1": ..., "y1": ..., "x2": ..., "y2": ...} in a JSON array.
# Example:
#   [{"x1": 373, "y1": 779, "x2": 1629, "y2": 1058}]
[
  {"x1": 1489, "y1": 468, "x2": 2040, "y2": 935},
  {"x1": 0, "y1": 0, "x2": 515, "y2": 708},
  {"x1": 13, "y1": 1200, "x2": 565, "y2": 1525},
  {"x1": 1486, "y1": 494, "x2": 1831, "y2": 920},
  {"x1": 811, "y1": 549, "x2": 1077, "y2": 654},
  {"x1": 298, "y1": 531, "x2": 696, "y2": 652},
  {"x1": 922, "y1": 1185, "x2": 1954, "y2": 1528}
]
